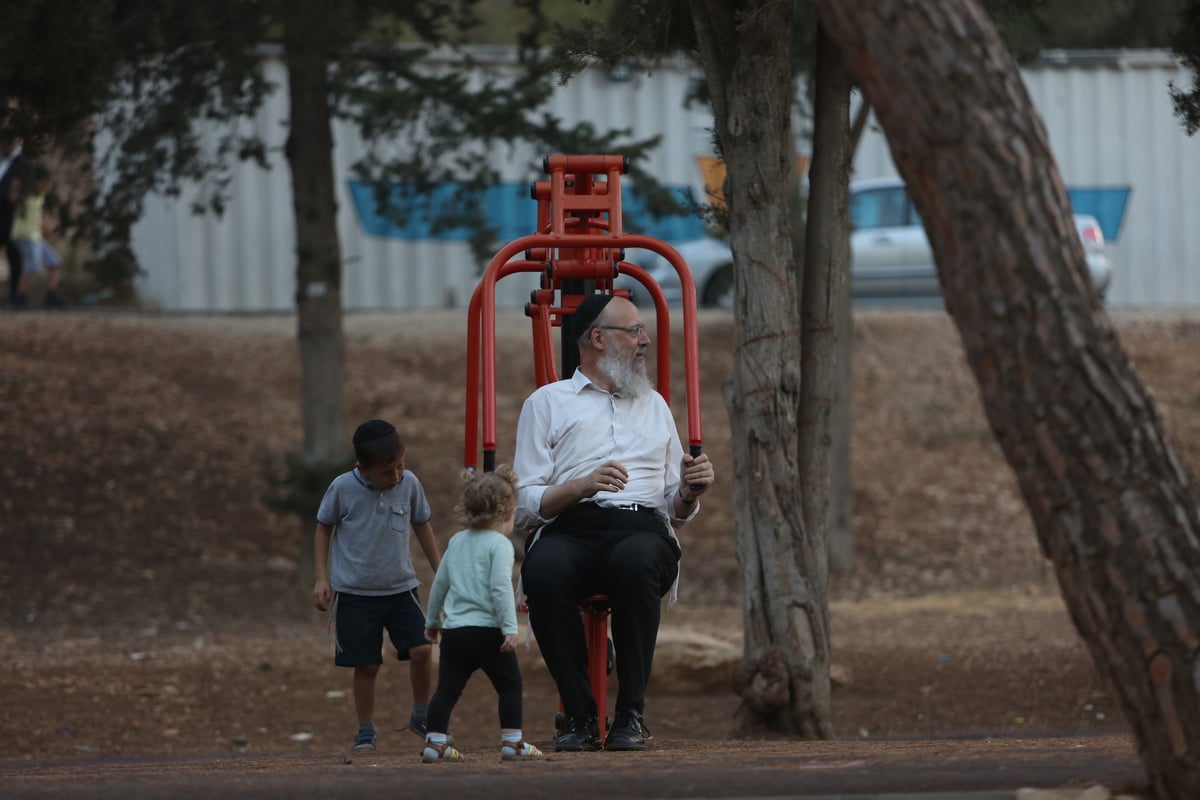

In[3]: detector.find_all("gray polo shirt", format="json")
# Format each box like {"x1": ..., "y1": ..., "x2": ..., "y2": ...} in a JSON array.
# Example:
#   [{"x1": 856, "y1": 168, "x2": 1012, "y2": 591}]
[{"x1": 317, "y1": 468, "x2": 432, "y2": 596}]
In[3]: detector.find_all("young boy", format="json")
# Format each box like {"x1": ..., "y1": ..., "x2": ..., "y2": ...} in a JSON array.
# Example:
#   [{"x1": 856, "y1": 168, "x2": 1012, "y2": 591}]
[
  {"x1": 421, "y1": 465, "x2": 542, "y2": 763},
  {"x1": 312, "y1": 419, "x2": 442, "y2": 756}
]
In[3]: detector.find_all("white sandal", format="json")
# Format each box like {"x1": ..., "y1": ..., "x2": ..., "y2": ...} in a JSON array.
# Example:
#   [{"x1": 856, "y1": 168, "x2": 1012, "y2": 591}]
[
  {"x1": 421, "y1": 741, "x2": 464, "y2": 763},
  {"x1": 500, "y1": 740, "x2": 545, "y2": 761}
]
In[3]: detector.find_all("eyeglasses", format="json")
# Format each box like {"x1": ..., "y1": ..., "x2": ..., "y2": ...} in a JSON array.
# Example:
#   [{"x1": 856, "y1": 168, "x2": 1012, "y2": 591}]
[{"x1": 597, "y1": 324, "x2": 647, "y2": 338}]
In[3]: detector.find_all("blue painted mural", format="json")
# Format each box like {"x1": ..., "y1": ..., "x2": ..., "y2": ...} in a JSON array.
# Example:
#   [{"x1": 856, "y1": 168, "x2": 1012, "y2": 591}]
[
  {"x1": 350, "y1": 180, "x2": 1132, "y2": 246},
  {"x1": 348, "y1": 180, "x2": 707, "y2": 245},
  {"x1": 1067, "y1": 187, "x2": 1132, "y2": 242}
]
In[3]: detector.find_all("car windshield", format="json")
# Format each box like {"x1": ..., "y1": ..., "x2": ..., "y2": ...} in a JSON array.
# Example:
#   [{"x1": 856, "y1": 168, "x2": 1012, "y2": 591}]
[{"x1": 849, "y1": 187, "x2": 909, "y2": 230}]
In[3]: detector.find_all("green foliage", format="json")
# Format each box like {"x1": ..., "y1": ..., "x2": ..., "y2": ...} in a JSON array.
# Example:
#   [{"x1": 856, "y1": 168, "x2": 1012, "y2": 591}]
[
  {"x1": 8, "y1": 0, "x2": 1187, "y2": 305},
  {"x1": 0, "y1": 1, "x2": 280, "y2": 297},
  {"x1": 0, "y1": 0, "x2": 671, "y2": 299},
  {"x1": 0, "y1": 1, "x2": 118, "y2": 148},
  {"x1": 471, "y1": 0, "x2": 607, "y2": 46},
  {"x1": 1171, "y1": 0, "x2": 1200, "y2": 133},
  {"x1": 545, "y1": 0, "x2": 816, "y2": 90},
  {"x1": 543, "y1": 0, "x2": 814, "y2": 233},
  {"x1": 984, "y1": 0, "x2": 1198, "y2": 133},
  {"x1": 333, "y1": 42, "x2": 665, "y2": 265},
  {"x1": 548, "y1": 0, "x2": 696, "y2": 80},
  {"x1": 986, "y1": 0, "x2": 1188, "y2": 62}
]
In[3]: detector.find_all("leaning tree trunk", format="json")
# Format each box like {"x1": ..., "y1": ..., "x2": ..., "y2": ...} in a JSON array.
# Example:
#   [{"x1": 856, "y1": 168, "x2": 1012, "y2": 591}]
[
  {"x1": 690, "y1": 0, "x2": 832, "y2": 737},
  {"x1": 284, "y1": 0, "x2": 346, "y2": 468},
  {"x1": 815, "y1": 1, "x2": 1200, "y2": 796}
]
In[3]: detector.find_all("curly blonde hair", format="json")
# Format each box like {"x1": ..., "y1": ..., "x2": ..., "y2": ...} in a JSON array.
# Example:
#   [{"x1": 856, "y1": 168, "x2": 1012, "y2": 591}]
[{"x1": 455, "y1": 464, "x2": 519, "y2": 530}]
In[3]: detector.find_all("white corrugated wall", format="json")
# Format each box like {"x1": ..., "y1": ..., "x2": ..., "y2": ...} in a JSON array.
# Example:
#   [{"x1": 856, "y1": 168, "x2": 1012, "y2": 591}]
[
  {"x1": 131, "y1": 53, "x2": 712, "y2": 312},
  {"x1": 850, "y1": 49, "x2": 1199, "y2": 308},
  {"x1": 130, "y1": 48, "x2": 1198, "y2": 311}
]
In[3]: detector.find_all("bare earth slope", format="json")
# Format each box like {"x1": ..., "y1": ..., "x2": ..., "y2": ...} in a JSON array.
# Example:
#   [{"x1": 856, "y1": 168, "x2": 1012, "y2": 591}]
[{"x1": 2, "y1": 307, "x2": 1198, "y2": 796}]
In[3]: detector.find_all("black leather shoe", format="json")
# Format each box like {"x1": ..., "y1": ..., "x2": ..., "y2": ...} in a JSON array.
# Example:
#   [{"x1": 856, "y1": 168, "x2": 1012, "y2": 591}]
[
  {"x1": 554, "y1": 714, "x2": 601, "y2": 752},
  {"x1": 604, "y1": 708, "x2": 651, "y2": 751}
]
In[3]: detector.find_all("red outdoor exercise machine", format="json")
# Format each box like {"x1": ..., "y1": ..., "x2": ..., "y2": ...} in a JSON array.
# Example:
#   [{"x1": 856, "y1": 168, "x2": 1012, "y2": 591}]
[{"x1": 464, "y1": 154, "x2": 704, "y2": 742}]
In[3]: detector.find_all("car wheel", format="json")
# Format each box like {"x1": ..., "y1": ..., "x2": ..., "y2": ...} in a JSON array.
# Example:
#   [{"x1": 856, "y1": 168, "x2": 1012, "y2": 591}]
[{"x1": 702, "y1": 264, "x2": 734, "y2": 309}]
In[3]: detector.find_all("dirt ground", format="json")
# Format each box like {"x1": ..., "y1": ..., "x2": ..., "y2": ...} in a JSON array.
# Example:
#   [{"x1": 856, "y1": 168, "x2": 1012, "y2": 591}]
[{"x1": 2, "y1": 306, "x2": 1198, "y2": 796}]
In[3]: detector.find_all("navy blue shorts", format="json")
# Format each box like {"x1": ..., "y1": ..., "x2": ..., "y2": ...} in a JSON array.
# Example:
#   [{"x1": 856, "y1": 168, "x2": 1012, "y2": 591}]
[{"x1": 333, "y1": 589, "x2": 429, "y2": 667}]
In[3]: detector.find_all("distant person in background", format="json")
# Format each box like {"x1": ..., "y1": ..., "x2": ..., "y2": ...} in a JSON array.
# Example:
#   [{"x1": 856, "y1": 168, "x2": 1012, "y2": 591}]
[
  {"x1": 11, "y1": 163, "x2": 64, "y2": 309},
  {"x1": 0, "y1": 134, "x2": 29, "y2": 306}
]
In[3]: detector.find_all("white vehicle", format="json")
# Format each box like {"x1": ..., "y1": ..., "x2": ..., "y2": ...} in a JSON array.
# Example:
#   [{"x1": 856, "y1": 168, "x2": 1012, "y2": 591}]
[{"x1": 618, "y1": 177, "x2": 1114, "y2": 309}]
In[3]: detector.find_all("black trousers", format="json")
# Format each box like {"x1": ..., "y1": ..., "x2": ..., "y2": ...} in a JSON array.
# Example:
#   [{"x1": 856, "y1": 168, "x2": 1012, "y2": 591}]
[
  {"x1": 427, "y1": 626, "x2": 524, "y2": 733},
  {"x1": 521, "y1": 504, "x2": 679, "y2": 719}
]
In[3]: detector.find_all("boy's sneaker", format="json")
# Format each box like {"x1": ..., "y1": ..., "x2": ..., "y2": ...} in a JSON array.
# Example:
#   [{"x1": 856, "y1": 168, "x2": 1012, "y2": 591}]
[
  {"x1": 351, "y1": 732, "x2": 377, "y2": 753},
  {"x1": 420, "y1": 741, "x2": 464, "y2": 763},
  {"x1": 500, "y1": 740, "x2": 544, "y2": 762}
]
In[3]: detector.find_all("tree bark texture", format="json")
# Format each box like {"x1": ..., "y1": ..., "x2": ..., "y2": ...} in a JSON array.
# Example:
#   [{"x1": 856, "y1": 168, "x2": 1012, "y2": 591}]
[
  {"x1": 814, "y1": 1, "x2": 1200, "y2": 796},
  {"x1": 802, "y1": 24, "x2": 854, "y2": 582},
  {"x1": 689, "y1": 0, "x2": 832, "y2": 737},
  {"x1": 284, "y1": 0, "x2": 346, "y2": 467}
]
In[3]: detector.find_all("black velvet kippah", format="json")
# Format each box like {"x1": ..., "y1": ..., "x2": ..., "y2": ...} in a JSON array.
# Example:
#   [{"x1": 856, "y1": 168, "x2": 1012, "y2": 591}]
[
  {"x1": 353, "y1": 419, "x2": 396, "y2": 444},
  {"x1": 572, "y1": 293, "x2": 615, "y2": 334}
]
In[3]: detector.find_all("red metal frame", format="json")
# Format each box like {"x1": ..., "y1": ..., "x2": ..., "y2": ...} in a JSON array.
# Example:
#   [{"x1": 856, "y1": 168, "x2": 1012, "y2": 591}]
[
  {"x1": 464, "y1": 154, "x2": 704, "y2": 739},
  {"x1": 465, "y1": 232, "x2": 703, "y2": 471}
]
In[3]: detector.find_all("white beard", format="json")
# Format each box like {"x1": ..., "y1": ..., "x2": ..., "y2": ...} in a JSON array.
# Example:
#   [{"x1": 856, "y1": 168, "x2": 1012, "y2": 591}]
[{"x1": 598, "y1": 350, "x2": 652, "y2": 398}]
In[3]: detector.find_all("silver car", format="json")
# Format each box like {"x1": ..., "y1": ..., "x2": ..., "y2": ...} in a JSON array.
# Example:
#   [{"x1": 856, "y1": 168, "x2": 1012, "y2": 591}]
[{"x1": 618, "y1": 176, "x2": 1114, "y2": 308}]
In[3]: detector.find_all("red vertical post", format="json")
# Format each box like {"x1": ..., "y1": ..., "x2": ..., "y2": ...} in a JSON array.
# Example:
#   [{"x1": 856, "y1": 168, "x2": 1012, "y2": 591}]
[{"x1": 584, "y1": 597, "x2": 612, "y2": 745}]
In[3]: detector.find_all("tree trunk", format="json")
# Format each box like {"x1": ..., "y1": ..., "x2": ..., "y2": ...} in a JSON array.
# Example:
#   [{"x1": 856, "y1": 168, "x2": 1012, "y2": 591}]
[
  {"x1": 814, "y1": 1, "x2": 1200, "y2": 796},
  {"x1": 830, "y1": 94, "x2": 872, "y2": 576},
  {"x1": 284, "y1": 0, "x2": 346, "y2": 467},
  {"x1": 690, "y1": 0, "x2": 832, "y2": 738},
  {"x1": 802, "y1": 24, "x2": 854, "y2": 584}
]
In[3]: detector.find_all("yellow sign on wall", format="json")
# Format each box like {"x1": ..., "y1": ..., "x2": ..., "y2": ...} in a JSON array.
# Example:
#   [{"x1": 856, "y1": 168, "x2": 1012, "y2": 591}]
[{"x1": 695, "y1": 155, "x2": 810, "y2": 208}]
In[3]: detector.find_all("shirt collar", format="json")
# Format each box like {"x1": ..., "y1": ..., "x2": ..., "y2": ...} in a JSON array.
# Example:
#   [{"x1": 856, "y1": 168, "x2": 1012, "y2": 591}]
[
  {"x1": 571, "y1": 366, "x2": 625, "y2": 396},
  {"x1": 569, "y1": 368, "x2": 594, "y2": 394},
  {"x1": 352, "y1": 467, "x2": 404, "y2": 491}
]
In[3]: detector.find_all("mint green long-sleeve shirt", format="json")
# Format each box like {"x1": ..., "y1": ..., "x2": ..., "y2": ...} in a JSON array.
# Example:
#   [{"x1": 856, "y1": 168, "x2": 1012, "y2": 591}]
[{"x1": 424, "y1": 528, "x2": 518, "y2": 636}]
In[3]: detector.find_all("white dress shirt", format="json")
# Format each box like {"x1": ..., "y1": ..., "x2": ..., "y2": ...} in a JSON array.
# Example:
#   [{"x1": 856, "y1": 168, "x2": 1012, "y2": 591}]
[{"x1": 513, "y1": 368, "x2": 699, "y2": 532}]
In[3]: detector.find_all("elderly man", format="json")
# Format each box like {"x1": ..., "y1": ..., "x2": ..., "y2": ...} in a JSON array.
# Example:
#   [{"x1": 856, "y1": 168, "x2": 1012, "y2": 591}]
[{"x1": 513, "y1": 293, "x2": 716, "y2": 752}]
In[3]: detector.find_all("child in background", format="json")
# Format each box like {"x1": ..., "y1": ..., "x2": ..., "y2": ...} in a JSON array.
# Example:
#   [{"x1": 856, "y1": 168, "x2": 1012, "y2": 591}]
[
  {"x1": 11, "y1": 163, "x2": 63, "y2": 309},
  {"x1": 421, "y1": 465, "x2": 543, "y2": 763},
  {"x1": 312, "y1": 419, "x2": 443, "y2": 756}
]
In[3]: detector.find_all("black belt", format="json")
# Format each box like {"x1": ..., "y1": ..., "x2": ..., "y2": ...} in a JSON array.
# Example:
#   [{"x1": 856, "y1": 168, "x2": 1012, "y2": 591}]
[{"x1": 546, "y1": 502, "x2": 660, "y2": 534}]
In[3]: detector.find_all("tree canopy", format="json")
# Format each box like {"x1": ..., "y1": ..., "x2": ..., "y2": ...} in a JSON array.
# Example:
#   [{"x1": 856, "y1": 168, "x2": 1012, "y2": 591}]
[
  {"x1": 1171, "y1": 0, "x2": 1200, "y2": 132},
  {"x1": 0, "y1": 0, "x2": 667, "y2": 296}
]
